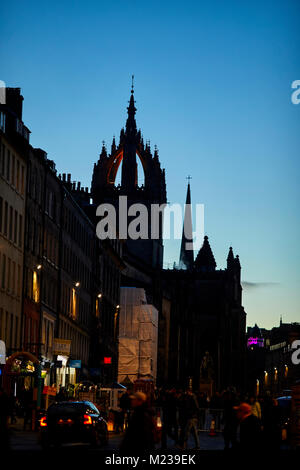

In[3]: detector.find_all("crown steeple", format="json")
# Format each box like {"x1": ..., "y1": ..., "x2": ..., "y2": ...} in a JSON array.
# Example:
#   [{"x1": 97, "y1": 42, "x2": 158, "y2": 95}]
[
  {"x1": 179, "y1": 180, "x2": 194, "y2": 270},
  {"x1": 194, "y1": 235, "x2": 216, "y2": 272}
]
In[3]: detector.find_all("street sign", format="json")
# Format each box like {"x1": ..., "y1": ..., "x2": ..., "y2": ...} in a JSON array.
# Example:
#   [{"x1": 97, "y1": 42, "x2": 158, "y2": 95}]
[
  {"x1": 69, "y1": 359, "x2": 81, "y2": 368},
  {"x1": 53, "y1": 338, "x2": 71, "y2": 356}
]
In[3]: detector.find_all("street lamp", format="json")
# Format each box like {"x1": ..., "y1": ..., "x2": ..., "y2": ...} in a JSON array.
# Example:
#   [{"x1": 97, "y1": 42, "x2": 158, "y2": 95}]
[
  {"x1": 37, "y1": 264, "x2": 42, "y2": 270},
  {"x1": 75, "y1": 281, "x2": 80, "y2": 287},
  {"x1": 97, "y1": 293, "x2": 102, "y2": 298}
]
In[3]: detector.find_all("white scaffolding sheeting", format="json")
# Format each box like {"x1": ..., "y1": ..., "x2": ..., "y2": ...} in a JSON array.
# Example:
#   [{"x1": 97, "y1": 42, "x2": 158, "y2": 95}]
[{"x1": 118, "y1": 288, "x2": 158, "y2": 384}]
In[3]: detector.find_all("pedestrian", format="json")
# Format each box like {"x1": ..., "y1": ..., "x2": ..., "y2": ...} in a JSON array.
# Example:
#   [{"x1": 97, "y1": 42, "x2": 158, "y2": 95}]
[
  {"x1": 179, "y1": 390, "x2": 200, "y2": 450},
  {"x1": 160, "y1": 389, "x2": 178, "y2": 448},
  {"x1": 119, "y1": 389, "x2": 131, "y2": 430},
  {"x1": 249, "y1": 395, "x2": 262, "y2": 421},
  {"x1": 262, "y1": 396, "x2": 281, "y2": 451},
  {"x1": 0, "y1": 387, "x2": 11, "y2": 450},
  {"x1": 20, "y1": 386, "x2": 33, "y2": 431},
  {"x1": 120, "y1": 391, "x2": 157, "y2": 456},
  {"x1": 223, "y1": 390, "x2": 238, "y2": 450},
  {"x1": 235, "y1": 402, "x2": 261, "y2": 453}
]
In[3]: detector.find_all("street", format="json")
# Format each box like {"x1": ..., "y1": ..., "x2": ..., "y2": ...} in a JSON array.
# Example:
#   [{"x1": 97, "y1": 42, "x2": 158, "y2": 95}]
[{"x1": 9, "y1": 428, "x2": 225, "y2": 453}]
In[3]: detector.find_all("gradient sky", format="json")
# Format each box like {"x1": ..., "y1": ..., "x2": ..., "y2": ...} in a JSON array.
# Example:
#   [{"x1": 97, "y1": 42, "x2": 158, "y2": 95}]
[{"x1": 1, "y1": 0, "x2": 299, "y2": 328}]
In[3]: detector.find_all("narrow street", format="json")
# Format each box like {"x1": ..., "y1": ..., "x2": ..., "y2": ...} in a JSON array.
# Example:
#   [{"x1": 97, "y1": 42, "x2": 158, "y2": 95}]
[{"x1": 9, "y1": 427, "x2": 225, "y2": 453}]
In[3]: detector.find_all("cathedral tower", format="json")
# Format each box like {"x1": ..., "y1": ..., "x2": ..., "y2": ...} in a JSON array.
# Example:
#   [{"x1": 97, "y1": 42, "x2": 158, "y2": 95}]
[{"x1": 91, "y1": 84, "x2": 167, "y2": 270}]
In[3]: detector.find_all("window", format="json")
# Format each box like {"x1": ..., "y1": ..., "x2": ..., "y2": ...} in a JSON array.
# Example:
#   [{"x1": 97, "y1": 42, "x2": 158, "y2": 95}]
[
  {"x1": 17, "y1": 265, "x2": 21, "y2": 297},
  {"x1": 9, "y1": 206, "x2": 13, "y2": 240},
  {"x1": 12, "y1": 261, "x2": 16, "y2": 295},
  {"x1": 21, "y1": 165, "x2": 24, "y2": 195},
  {"x1": 16, "y1": 160, "x2": 20, "y2": 191},
  {"x1": 14, "y1": 210, "x2": 18, "y2": 243},
  {"x1": 18, "y1": 214, "x2": 23, "y2": 247},
  {"x1": 32, "y1": 218, "x2": 36, "y2": 254},
  {"x1": 7, "y1": 258, "x2": 11, "y2": 292},
  {"x1": 32, "y1": 270, "x2": 39, "y2": 303},
  {"x1": 4, "y1": 201, "x2": 8, "y2": 236},
  {"x1": 6, "y1": 149, "x2": 10, "y2": 182},
  {"x1": 11, "y1": 154, "x2": 15, "y2": 187}
]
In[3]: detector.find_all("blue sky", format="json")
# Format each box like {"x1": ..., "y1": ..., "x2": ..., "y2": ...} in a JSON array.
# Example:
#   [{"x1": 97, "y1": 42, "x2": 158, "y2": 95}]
[{"x1": 1, "y1": 0, "x2": 299, "y2": 328}]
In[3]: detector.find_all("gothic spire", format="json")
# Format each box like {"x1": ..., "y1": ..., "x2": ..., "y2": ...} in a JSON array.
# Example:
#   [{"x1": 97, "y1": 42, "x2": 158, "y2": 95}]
[
  {"x1": 111, "y1": 136, "x2": 116, "y2": 154},
  {"x1": 99, "y1": 141, "x2": 107, "y2": 160},
  {"x1": 179, "y1": 181, "x2": 194, "y2": 270},
  {"x1": 227, "y1": 246, "x2": 235, "y2": 269},
  {"x1": 234, "y1": 254, "x2": 241, "y2": 269},
  {"x1": 125, "y1": 78, "x2": 137, "y2": 137},
  {"x1": 194, "y1": 235, "x2": 216, "y2": 272}
]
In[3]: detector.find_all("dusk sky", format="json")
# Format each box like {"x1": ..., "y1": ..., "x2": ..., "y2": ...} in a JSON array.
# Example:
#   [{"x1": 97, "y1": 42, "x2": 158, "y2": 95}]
[{"x1": 1, "y1": 0, "x2": 299, "y2": 328}]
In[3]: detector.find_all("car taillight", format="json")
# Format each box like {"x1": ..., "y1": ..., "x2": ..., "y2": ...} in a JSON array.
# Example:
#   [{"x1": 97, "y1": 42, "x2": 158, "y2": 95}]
[
  {"x1": 40, "y1": 416, "x2": 47, "y2": 427},
  {"x1": 83, "y1": 414, "x2": 92, "y2": 425}
]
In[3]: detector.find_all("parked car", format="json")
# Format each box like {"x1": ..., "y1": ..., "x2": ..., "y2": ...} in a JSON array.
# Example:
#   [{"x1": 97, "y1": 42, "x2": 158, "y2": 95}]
[{"x1": 39, "y1": 401, "x2": 108, "y2": 449}]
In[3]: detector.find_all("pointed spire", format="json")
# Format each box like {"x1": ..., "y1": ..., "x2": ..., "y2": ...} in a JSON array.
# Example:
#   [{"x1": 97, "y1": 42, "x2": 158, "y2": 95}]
[
  {"x1": 100, "y1": 141, "x2": 107, "y2": 160},
  {"x1": 234, "y1": 254, "x2": 241, "y2": 269},
  {"x1": 194, "y1": 235, "x2": 216, "y2": 272},
  {"x1": 111, "y1": 136, "x2": 116, "y2": 154},
  {"x1": 227, "y1": 246, "x2": 235, "y2": 269},
  {"x1": 120, "y1": 127, "x2": 125, "y2": 144},
  {"x1": 153, "y1": 145, "x2": 159, "y2": 162},
  {"x1": 125, "y1": 78, "x2": 137, "y2": 137},
  {"x1": 145, "y1": 140, "x2": 152, "y2": 157},
  {"x1": 179, "y1": 181, "x2": 194, "y2": 270}
]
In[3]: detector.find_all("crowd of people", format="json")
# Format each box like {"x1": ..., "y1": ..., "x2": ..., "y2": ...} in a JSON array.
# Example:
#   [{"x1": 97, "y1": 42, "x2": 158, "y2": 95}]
[{"x1": 119, "y1": 388, "x2": 286, "y2": 454}]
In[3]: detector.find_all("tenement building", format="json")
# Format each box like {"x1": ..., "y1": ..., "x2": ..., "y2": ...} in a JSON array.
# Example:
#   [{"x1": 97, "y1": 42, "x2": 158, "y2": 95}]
[
  {"x1": 0, "y1": 88, "x2": 28, "y2": 357},
  {"x1": 0, "y1": 88, "x2": 123, "y2": 395}
]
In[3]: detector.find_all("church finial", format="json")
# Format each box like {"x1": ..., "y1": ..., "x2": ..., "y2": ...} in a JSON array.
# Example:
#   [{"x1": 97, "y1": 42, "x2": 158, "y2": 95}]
[
  {"x1": 100, "y1": 141, "x2": 107, "y2": 160},
  {"x1": 131, "y1": 74, "x2": 134, "y2": 94},
  {"x1": 227, "y1": 246, "x2": 235, "y2": 269}
]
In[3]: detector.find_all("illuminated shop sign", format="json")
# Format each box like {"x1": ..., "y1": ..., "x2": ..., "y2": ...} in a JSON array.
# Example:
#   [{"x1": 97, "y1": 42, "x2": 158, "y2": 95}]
[{"x1": 247, "y1": 337, "x2": 264, "y2": 348}]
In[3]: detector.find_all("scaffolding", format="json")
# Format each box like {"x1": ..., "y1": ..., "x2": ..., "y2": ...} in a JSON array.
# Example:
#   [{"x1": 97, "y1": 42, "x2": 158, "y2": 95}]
[{"x1": 118, "y1": 288, "x2": 158, "y2": 384}]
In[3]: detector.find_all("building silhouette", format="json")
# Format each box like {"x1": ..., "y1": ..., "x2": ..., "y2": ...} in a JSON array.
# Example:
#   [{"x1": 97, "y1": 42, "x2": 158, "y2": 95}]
[{"x1": 91, "y1": 86, "x2": 247, "y2": 391}]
